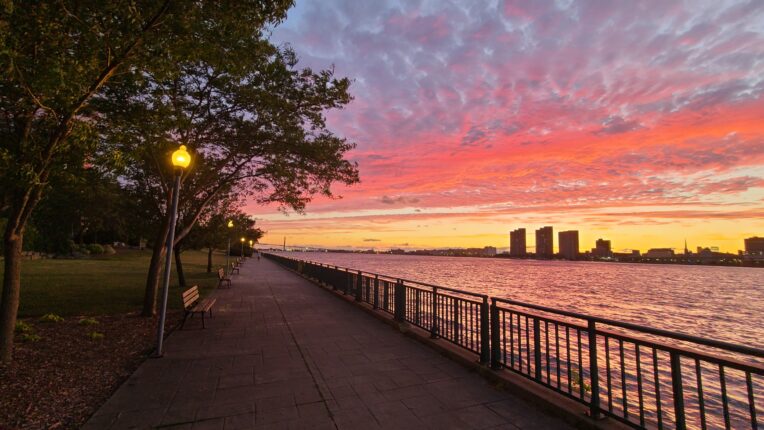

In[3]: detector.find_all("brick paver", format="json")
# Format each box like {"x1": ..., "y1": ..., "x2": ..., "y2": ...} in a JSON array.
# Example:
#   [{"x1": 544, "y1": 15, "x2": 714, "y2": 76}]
[{"x1": 86, "y1": 258, "x2": 573, "y2": 429}]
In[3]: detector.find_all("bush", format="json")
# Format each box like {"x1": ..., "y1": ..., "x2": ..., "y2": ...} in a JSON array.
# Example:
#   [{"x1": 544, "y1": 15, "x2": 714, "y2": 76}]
[
  {"x1": 19, "y1": 333, "x2": 42, "y2": 343},
  {"x1": 87, "y1": 331, "x2": 105, "y2": 341},
  {"x1": 86, "y1": 244, "x2": 104, "y2": 255},
  {"x1": 15, "y1": 320, "x2": 33, "y2": 334},
  {"x1": 39, "y1": 313, "x2": 65, "y2": 323},
  {"x1": 78, "y1": 317, "x2": 99, "y2": 326}
]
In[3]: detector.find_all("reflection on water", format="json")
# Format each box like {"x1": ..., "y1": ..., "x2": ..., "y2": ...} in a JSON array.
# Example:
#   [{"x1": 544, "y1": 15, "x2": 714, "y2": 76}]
[{"x1": 289, "y1": 252, "x2": 764, "y2": 349}]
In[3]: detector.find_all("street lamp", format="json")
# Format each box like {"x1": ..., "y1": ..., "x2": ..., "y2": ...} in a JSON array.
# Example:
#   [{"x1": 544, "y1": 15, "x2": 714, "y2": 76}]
[
  {"x1": 155, "y1": 144, "x2": 190, "y2": 357},
  {"x1": 226, "y1": 220, "x2": 233, "y2": 276},
  {"x1": 240, "y1": 237, "x2": 245, "y2": 258}
]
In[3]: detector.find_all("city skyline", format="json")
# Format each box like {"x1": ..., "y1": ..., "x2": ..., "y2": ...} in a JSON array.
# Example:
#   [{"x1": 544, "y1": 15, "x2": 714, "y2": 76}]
[{"x1": 248, "y1": 1, "x2": 764, "y2": 253}]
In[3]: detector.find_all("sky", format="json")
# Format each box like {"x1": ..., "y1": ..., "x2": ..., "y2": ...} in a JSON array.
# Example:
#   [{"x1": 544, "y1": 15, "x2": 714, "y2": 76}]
[{"x1": 248, "y1": 0, "x2": 764, "y2": 253}]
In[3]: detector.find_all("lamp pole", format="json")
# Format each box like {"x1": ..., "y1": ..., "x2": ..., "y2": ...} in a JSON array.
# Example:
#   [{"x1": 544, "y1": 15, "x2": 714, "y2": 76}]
[
  {"x1": 155, "y1": 145, "x2": 190, "y2": 357},
  {"x1": 226, "y1": 220, "x2": 233, "y2": 276},
  {"x1": 249, "y1": 239, "x2": 253, "y2": 257},
  {"x1": 240, "y1": 237, "x2": 245, "y2": 258}
]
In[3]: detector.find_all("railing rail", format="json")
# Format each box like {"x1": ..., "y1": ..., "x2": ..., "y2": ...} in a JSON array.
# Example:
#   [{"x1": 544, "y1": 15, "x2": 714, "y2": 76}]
[{"x1": 264, "y1": 252, "x2": 763, "y2": 430}]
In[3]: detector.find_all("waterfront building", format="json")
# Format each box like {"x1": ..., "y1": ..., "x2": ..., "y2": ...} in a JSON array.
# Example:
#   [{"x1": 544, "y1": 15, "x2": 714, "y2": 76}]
[
  {"x1": 645, "y1": 248, "x2": 675, "y2": 258},
  {"x1": 558, "y1": 230, "x2": 579, "y2": 260},
  {"x1": 745, "y1": 237, "x2": 764, "y2": 255},
  {"x1": 509, "y1": 228, "x2": 527, "y2": 257},
  {"x1": 535, "y1": 226, "x2": 553, "y2": 258},
  {"x1": 591, "y1": 238, "x2": 613, "y2": 258},
  {"x1": 483, "y1": 246, "x2": 497, "y2": 256}
]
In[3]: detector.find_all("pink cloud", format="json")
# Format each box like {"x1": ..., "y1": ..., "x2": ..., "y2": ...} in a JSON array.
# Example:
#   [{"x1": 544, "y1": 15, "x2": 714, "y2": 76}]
[{"x1": 259, "y1": 1, "x2": 764, "y2": 239}]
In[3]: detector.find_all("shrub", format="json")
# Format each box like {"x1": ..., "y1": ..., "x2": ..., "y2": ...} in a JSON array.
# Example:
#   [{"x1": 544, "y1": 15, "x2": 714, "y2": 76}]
[
  {"x1": 87, "y1": 331, "x2": 105, "y2": 341},
  {"x1": 39, "y1": 313, "x2": 65, "y2": 323},
  {"x1": 86, "y1": 244, "x2": 104, "y2": 255},
  {"x1": 78, "y1": 317, "x2": 99, "y2": 326},
  {"x1": 15, "y1": 320, "x2": 33, "y2": 334},
  {"x1": 19, "y1": 333, "x2": 42, "y2": 343}
]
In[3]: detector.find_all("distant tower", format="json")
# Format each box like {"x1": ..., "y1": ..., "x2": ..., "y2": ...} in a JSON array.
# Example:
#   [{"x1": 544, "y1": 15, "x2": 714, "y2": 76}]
[
  {"x1": 283, "y1": 236, "x2": 286, "y2": 251},
  {"x1": 684, "y1": 239, "x2": 689, "y2": 255},
  {"x1": 535, "y1": 226, "x2": 554, "y2": 258}
]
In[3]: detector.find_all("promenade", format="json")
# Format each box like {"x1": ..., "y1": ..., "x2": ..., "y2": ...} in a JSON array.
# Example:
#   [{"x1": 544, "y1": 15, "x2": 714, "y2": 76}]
[{"x1": 86, "y1": 258, "x2": 572, "y2": 429}]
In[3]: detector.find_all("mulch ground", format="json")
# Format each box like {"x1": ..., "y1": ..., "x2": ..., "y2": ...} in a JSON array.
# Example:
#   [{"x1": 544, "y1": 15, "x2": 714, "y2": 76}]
[{"x1": 0, "y1": 312, "x2": 181, "y2": 430}]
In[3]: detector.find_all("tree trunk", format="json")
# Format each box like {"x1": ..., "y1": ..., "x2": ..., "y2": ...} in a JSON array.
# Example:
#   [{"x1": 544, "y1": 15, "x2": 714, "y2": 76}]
[
  {"x1": 0, "y1": 228, "x2": 23, "y2": 363},
  {"x1": 141, "y1": 217, "x2": 170, "y2": 317},
  {"x1": 207, "y1": 247, "x2": 213, "y2": 273},
  {"x1": 174, "y1": 243, "x2": 186, "y2": 289}
]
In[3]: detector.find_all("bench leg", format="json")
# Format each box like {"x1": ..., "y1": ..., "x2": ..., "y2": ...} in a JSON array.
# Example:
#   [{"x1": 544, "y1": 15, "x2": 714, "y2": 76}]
[{"x1": 181, "y1": 311, "x2": 189, "y2": 329}]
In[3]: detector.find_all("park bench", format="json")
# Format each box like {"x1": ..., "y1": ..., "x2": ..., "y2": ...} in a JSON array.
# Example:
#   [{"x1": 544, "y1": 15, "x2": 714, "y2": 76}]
[
  {"x1": 230, "y1": 261, "x2": 240, "y2": 275},
  {"x1": 217, "y1": 268, "x2": 232, "y2": 288},
  {"x1": 181, "y1": 286, "x2": 216, "y2": 329}
]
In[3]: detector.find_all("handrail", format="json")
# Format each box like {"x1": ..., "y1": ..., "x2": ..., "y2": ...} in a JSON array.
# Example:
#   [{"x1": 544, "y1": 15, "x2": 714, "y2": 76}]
[
  {"x1": 301, "y1": 259, "x2": 488, "y2": 299},
  {"x1": 493, "y1": 297, "x2": 764, "y2": 358}
]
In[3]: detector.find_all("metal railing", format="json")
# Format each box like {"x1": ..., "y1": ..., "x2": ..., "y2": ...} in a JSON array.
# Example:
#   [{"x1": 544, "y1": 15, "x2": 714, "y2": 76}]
[{"x1": 264, "y1": 253, "x2": 763, "y2": 430}]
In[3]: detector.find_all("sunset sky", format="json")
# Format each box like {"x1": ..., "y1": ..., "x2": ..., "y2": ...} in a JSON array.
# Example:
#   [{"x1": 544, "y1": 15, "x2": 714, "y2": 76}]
[{"x1": 248, "y1": 0, "x2": 764, "y2": 253}]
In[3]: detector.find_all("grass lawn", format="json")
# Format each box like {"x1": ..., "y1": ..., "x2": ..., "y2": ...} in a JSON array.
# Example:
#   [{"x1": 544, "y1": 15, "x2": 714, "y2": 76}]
[{"x1": 3, "y1": 248, "x2": 228, "y2": 317}]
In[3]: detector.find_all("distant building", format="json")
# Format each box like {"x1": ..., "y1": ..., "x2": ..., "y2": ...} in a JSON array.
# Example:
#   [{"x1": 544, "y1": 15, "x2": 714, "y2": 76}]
[
  {"x1": 591, "y1": 239, "x2": 613, "y2": 258},
  {"x1": 535, "y1": 226, "x2": 553, "y2": 258},
  {"x1": 483, "y1": 246, "x2": 497, "y2": 256},
  {"x1": 645, "y1": 248, "x2": 675, "y2": 258},
  {"x1": 509, "y1": 228, "x2": 527, "y2": 257},
  {"x1": 558, "y1": 230, "x2": 579, "y2": 260},
  {"x1": 745, "y1": 237, "x2": 764, "y2": 255}
]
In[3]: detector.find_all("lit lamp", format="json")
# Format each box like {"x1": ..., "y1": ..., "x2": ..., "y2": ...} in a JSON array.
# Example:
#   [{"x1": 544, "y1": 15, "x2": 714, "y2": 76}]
[
  {"x1": 226, "y1": 220, "x2": 233, "y2": 276},
  {"x1": 155, "y1": 144, "x2": 191, "y2": 357},
  {"x1": 240, "y1": 237, "x2": 245, "y2": 258}
]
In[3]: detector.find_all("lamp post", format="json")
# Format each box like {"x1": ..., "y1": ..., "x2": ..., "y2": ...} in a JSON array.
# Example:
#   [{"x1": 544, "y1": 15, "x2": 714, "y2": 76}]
[
  {"x1": 249, "y1": 239, "x2": 253, "y2": 257},
  {"x1": 226, "y1": 220, "x2": 233, "y2": 275},
  {"x1": 240, "y1": 237, "x2": 245, "y2": 258},
  {"x1": 155, "y1": 144, "x2": 190, "y2": 357}
]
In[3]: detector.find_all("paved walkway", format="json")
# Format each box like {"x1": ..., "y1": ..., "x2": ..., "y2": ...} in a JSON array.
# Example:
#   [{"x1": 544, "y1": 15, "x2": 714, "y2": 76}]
[{"x1": 86, "y1": 258, "x2": 573, "y2": 429}]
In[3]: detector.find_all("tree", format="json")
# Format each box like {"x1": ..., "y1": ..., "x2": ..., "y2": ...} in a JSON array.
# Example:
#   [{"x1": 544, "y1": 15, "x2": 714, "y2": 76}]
[
  {"x1": 185, "y1": 209, "x2": 263, "y2": 274},
  {"x1": 98, "y1": 43, "x2": 359, "y2": 317},
  {"x1": 0, "y1": 1, "x2": 293, "y2": 362}
]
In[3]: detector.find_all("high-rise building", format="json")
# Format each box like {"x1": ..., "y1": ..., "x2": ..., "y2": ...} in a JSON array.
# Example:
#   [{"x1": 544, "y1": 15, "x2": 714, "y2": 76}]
[
  {"x1": 592, "y1": 239, "x2": 613, "y2": 258},
  {"x1": 535, "y1": 226, "x2": 553, "y2": 258},
  {"x1": 509, "y1": 228, "x2": 527, "y2": 257},
  {"x1": 745, "y1": 237, "x2": 764, "y2": 255},
  {"x1": 558, "y1": 230, "x2": 579, "y2": 260}
]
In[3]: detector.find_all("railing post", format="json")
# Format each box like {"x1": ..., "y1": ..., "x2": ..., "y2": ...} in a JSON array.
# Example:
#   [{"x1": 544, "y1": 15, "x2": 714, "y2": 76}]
[
  {"x1": 430, "y1": 287, "x2": 439, "y2": 338},
  {"x1": 394, "y1": 280, "x2": 406, "y2": 322},
  {"x1": 534, "y1": 319, "x2": 542, "y2": 381},
  {"x1": 343, "y1": 270, "x2": 349, "y2": 295},
  {"x1": 415, "y1": 289, "x2": 421, "y2": 325},
  {"x1": 373, "y1": 275, "x2": 379, "y2": 310},
  {"x1": 670, "y1": 352, "x2": 687, "y2": 430},
  {"x1": 588, "y1": 320, "x2": 602, "y2": 419},
  {"x1": 383, "y1": 280, "x2": 389, "y2": 310},
  {"x1": 355, "y1": 271, "x2": 363, "y2": 301},
  {"x1": 490, "y1": 299, "x2": 501, "y2": 369},
  {"x1": 480, "y1": 296, "x2": 490, "y2": 364},
  {"x1": 453, "y1": 300, "x2": 460, "y2": 345}
]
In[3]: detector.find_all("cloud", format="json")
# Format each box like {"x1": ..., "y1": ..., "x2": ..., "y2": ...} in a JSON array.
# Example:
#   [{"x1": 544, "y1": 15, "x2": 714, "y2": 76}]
[
  {"x1": 380, "y1": 195, "x2": 420, "y2": 205},
  {"x1": 363, "y1": 238, "x2": 381, "y2": 242},
  {"x1": 258, "y1": 1, "x2": 764, "y2": 246}
]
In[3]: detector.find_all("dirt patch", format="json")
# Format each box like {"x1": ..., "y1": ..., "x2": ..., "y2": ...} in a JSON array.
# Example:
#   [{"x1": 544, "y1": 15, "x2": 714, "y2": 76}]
[{"x1": 0, "y1": 312, "x2": 181, "y2": 429}]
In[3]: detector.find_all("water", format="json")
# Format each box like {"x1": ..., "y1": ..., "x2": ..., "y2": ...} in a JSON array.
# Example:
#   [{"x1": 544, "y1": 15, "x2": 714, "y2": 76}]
[{"x1": 283, "y1": 252, "x2": 764, "y2": 350}]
